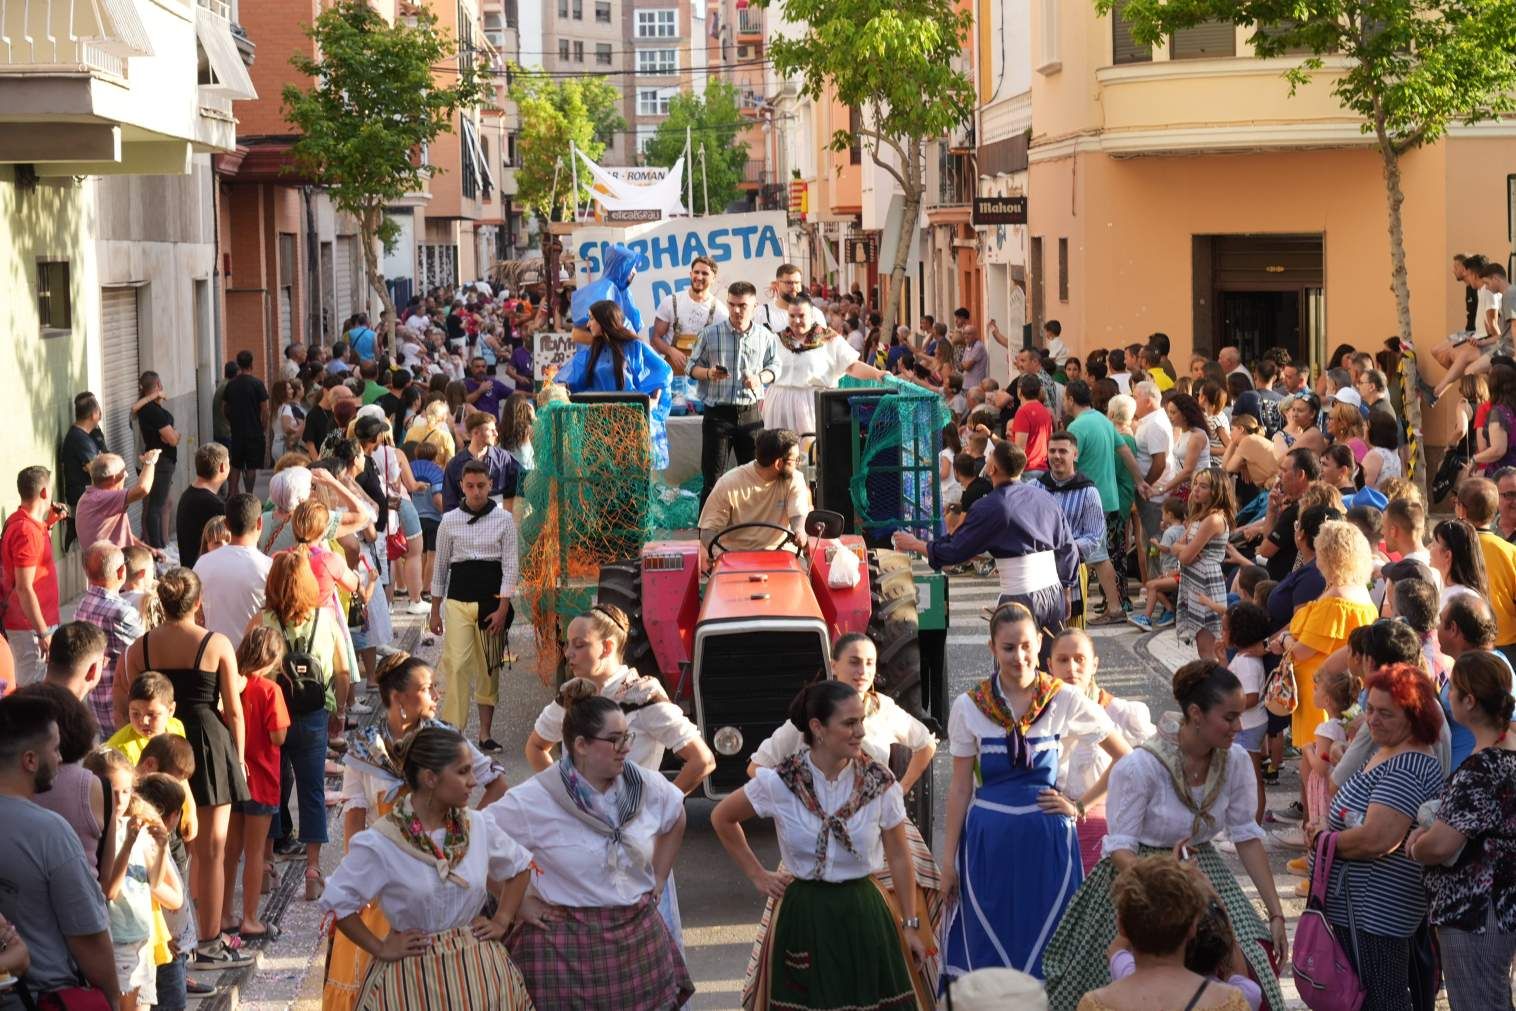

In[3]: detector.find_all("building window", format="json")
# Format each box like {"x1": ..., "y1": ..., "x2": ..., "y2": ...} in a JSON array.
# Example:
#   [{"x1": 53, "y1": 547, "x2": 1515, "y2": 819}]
[
  {"x1": 596, "y1": 43, "x2": 613, "y2": 65},
  {"x1": 573, "y1": 40, "x2": 584, "y2": 62},
  {"x1": 482, "y1": 11, "x2": 503, "y2": 48},
  {"x1": 461, "y1": 127, "x2": 478, "y2": 200},
  {"x1": 506, "y1": 131, "x2": 517, "y2": 167},
  {"x1": 480, "y1": 135, "x2": 493, "y2": 200},
  {"x1": 1057, "y1": 237, "x2": 1069, "y2": 302},
  {"x1": 37, "y1": 261, "x2": 71, "y2": 333},
  {"x1": 636, "y1": 48, "x2": 677, "y2": 74},
  {"x1": 1030, "y1": 237, "x2": 1045, "y2": 330},
  {"x1": 558, "y1": 0, "x2": 567, "y2": 16},
  {"x1": 635, "y1": 9, "x2": 677, "y2": 38},
  {"x1": 572, "y1": 0, "x2": 582, "y2": 19},
  {"x1": 558, "y1": 38, "x2": 569, "y2": 61},
  {"x1": 594, "y1": 1, "x2": 611, "y2": 23},
  {"x1": 848, "y1": 106, "x2": 862, "y2": 165},
  {"x1": 1172, "y1": 20, "x2": 1236, "y2": 59},
  {"x1": 638, "y1": 89, "x2": 672, "y2": 116},
  {"x1": 505, "y1": 0, "x2": 518, "y2": 29},
  {"x1": 1112, "y1": 0, "x2": 1151, "y2": 64},
  {"x1": 637, "y1": 127, "x2": 657, "y2": 157}
]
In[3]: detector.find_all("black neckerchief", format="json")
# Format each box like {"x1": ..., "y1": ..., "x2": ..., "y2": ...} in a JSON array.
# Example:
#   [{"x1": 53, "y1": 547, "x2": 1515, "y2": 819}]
[
  {"x1": 459, "y1": 498, "x2": 497, "y2": 524},
  {"x1": 1037, "y1": 470, "x2": 1096, "y2": 495}
]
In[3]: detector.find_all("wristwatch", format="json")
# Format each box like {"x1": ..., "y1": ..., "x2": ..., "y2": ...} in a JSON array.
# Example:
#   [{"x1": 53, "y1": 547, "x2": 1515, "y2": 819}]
[{"x1": 901, "y1": 916, "x2": 920, "y2": 930}]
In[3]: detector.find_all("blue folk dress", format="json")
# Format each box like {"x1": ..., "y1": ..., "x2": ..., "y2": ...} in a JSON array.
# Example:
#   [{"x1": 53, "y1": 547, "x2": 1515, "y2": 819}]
[
  {"x1": 942, "y1": 675, "x2": 1114, "y2": 983},
  {"x1": 556, "y1": 338, "x2": 673, "y2": 470}
]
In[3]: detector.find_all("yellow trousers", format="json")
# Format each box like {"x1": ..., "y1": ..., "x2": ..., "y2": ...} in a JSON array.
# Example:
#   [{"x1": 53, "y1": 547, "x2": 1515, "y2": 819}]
[{"x1": 439, "y1": 598, "x2": 503, "y2": 728}]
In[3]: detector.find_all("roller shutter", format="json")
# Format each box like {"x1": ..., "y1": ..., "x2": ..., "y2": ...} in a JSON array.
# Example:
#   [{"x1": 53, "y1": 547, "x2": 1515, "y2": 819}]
[{"x1": 100, "y1": 286, "x2": 142, "y2": 529}]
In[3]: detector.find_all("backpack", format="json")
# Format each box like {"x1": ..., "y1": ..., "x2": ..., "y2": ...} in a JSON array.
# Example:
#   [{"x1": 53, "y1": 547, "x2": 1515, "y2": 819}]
[
  {"x1": 1292, "y1": 831, "x2": 1366, "y2": 1011},
  {"x1": 1262, "y1": 651, "x2": 1298, "y2": 717},
  {"x1": 277, "y1": 612, "x2": 328, "y2": 715}
]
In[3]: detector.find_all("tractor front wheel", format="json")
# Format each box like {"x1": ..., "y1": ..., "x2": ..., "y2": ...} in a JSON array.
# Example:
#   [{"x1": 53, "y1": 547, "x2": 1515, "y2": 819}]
[
  {"x1": 595, "y1": 559, "x2": 656, "y2": 679},
  {"x1": 867, "y1": 548, "x2": 925, "y2": 721}
]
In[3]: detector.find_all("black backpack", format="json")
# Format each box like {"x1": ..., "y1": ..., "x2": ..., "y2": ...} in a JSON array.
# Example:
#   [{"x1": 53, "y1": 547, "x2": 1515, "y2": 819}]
[{"x1": 278, "y1": 612, "x2": 328, "y2": 715}]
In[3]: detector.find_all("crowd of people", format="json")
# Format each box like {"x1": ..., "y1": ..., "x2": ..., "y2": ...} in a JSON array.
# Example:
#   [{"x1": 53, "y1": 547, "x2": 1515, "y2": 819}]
[{"x1": 0, "y1": 249, "x2": 1513, "y2": 1011}]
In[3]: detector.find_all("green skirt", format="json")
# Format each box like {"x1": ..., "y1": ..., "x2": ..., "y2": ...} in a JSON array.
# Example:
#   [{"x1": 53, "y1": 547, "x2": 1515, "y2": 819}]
[
  {"x1": 754, "y1": 877, "x2": 926, "y2": 1011},
  {"x1": 1042, "y1": 843, "x2": 1285, "y2": 1011}
]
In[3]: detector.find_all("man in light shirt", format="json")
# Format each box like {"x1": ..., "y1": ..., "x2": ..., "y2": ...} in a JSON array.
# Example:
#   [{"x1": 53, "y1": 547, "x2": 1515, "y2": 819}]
[
  {"x1": 649, "y1": 255, "x2": 728, "y2": 374},
  {"x1": 698, "y1": 428, "x2": 812, "y2": 554},
  {"x1": 193, "y1": 493, "x2": 272, "y2": 650}
]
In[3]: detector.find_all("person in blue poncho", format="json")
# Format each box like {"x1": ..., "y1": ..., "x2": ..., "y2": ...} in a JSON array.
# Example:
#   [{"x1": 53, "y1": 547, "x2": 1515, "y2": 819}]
[
  {"x1": 570, "y1": 242, "x2": 643, "y2": 338},
  {"x1": 551, "y1": 299, "x2": 673, "y2": 470}
]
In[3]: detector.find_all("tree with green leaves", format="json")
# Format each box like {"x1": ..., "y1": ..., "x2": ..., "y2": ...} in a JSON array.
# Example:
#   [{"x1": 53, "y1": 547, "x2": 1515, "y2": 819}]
[
  {"x1": 758, "y1": 0, "x2": 975, "y2": 333},
  {"x1": 1103, "y1": 0, "x2": 1516, "y2": 366},
  {"x1": 283, "y1": 1, "x2": 489, "y2": 344},
  {"x1": 510, "y1": 65, "x2": 625, "y2": 221},
  {"x1": 644, "y1": 80, "x2": 750, "y2": 215}
]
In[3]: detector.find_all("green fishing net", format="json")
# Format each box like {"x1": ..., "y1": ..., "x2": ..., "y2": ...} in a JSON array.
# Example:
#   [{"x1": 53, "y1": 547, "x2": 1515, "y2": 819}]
[{"x1": 836, "y1": 375, "x2": 951, "y2": 539}]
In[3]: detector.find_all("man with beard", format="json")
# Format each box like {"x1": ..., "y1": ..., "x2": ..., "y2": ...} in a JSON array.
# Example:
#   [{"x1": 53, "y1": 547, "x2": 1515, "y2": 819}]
[
  {"x1": 756, "y1": 262, "x2": 825, "y2": 337},
  {"x1": 0, "y1": 693, "x2": 119, "y2": 1007},
  {"x1": 1037, "y1": 431, "x2": 1110, "y2": 627},
  {"x1": 650, "y1": 255, "x2": 728, "y2": 374}
]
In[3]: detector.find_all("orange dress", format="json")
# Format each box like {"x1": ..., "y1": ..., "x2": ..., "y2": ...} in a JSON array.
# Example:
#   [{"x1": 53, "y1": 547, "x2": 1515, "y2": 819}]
[{"x1": 1288, "y1": 595, "x2": 1379, "y2": 744}]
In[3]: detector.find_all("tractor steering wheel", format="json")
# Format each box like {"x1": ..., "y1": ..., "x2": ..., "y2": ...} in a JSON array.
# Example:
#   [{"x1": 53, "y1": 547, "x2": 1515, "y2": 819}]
[{"x1": 708, "y1": 522, "x2": 806, "y2": 559}]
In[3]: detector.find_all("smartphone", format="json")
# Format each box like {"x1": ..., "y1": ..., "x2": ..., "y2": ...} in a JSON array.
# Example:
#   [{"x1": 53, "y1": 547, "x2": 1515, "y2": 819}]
[
  {"x1": 712, "y1": 364, "x2": 730, "y2": 378},
  {"x1": 1178, "y1": 844, "x2": 1192, "y2": 862}
]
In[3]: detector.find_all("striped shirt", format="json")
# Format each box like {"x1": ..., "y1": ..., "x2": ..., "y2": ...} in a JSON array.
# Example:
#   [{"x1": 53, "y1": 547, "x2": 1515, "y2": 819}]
[
  {"x1": 1323, "y1": 750, "x2": 1443, "y2": 936},
  {"x1": 73, "y1": 585, "x2": 144, "y2": 737},
  {"x1": 687, "y1": 319, "x2": 779, "y2": 407},
  {"x1": 430, "y1": 505, "x2": 519, "y2": 601}
]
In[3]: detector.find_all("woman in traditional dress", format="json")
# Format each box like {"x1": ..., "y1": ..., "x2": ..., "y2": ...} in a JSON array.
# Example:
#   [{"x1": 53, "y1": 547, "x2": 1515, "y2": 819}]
[
  {"x1": 1047, "y1": 628, "x2": 1156, "y2": 872},
  {"x1": 485, "y1": 680, "x2": 694, "y2": 1009},
  {"x1": 743, "y1": 634, "x2": 943, "y2": 998},
  {"x1": 1043, "y1": 660, "x2": 1289, "y2": 1011},
  {"x1": 939, "y1": 602, "x2": 1130, "y2": 984},
  {"x1": 712, "y1": 681, "x2": 931, "y2": 1010},
  {"x1": 551, "y1": 298, "x2": 673, "y2": 469},
  {"x1": 320, "y1": 726, "x2": 534, "y2": 1010},
  {"x1": 522, "y1": 604, "x2": 714, "y2": 944},
  {"x1": 761, "y1": 293, "x2": 887, "y2": 442},
  {"x1": 323, "y1": 654, "x2": 510, "y2": 1011}
]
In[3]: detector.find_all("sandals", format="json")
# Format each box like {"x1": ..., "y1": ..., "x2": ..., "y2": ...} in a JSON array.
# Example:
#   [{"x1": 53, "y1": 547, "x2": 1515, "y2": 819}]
[
  {"x1": 305, "y1": 867, "x2": 325, "y2": 901},
  {"x1": 239, "y1": 923, "x2": 283, "y2": 944}
]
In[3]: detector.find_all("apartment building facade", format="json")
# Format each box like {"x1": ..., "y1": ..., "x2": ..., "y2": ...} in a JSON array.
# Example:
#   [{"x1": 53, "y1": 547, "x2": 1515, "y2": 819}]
[
  {"x1": 0, "y1": 0, "x2": 255, "y2": 585},
  {"x1": 624, "y1": 1, "x2": 708, "y2": 164}
]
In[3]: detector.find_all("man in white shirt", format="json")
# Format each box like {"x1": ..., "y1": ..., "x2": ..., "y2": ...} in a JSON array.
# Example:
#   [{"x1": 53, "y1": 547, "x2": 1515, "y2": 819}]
[
  {"x1": 649, "y1": 255, "x2": 728, "y2": 373},
  {"x1": 1131, "y1": 380, "x2": 1174, "y2": 580},
  {"x1": 757, "y1": 263, "x2": 825, "y2": 337},
  {"x1": 1429, "y1": 259, "x2": 1509, "y2": 405},
  {"x1": 192, "y1": 493, "x2": 272, "y2": 649},
  {"x1": 1218, "y1": 346, "x2": 1250, "y2": 380}
]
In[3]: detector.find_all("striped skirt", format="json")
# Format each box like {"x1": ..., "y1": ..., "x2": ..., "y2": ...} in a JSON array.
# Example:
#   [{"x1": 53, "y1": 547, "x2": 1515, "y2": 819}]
[
  {"x1": 742, "y1": 821, "x2": 943, "y2": 1007},
  {"x1": 1042, "y1": 843, "x2": 1285, "y2": 1011},
  {"x1": 506, "y1": 892, "x2": 694, "y2": 1009},
  {"x1": 354, "y1": 925, "x2": 533, "y2": 1010}
]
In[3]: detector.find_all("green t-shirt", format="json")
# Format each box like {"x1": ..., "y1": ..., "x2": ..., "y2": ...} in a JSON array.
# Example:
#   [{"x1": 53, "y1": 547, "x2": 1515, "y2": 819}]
[
  {"x1": 1067, "y1": 408, "x2": 1120, "y2": 513},
  {"x1": 362, "y1": 381, "x2": 388, "y2": 406}
]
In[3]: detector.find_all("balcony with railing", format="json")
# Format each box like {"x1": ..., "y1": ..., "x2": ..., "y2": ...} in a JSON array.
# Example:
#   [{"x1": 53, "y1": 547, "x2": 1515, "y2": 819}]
[
  {"x1": 0, "y1": 0, "x2": 255, "y2": 173},
  {"x1": 737, "y1": 7, "x2": 762, "y2": 39}
]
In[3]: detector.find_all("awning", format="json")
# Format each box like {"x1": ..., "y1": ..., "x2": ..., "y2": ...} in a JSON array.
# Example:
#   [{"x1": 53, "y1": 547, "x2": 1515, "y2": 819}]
[
  {"x1": 461, "y1": 116, "x2": 493, "y2": 192},
  {"x1": 92, "y1": 0, "x2": 154, "y2": 57},
  {"x1": 196, "y1": 5, "x2": 257, "y2": 100}
]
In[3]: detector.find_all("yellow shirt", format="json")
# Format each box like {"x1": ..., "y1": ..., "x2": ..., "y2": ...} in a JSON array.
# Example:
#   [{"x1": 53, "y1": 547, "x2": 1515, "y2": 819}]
[
  {"x1": 1479, "y1": 530, "x2": 1516, "y2": 646},
  {"x1": 104, "y1": 718, "x2": 187, "y2": 766},
  {"x1": 1151, "y1": 369, "x2": 1175, "y2": 392}
]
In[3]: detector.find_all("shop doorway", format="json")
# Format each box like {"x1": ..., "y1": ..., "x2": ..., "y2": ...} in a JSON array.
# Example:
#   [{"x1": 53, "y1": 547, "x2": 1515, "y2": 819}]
[{"x1": 1193, "y1": 234, "x2": 1324, "y2": 369}]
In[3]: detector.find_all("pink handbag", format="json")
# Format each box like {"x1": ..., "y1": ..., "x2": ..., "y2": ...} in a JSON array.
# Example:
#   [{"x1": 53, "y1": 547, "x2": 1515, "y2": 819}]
[{"x1": 1292, "y1": 831, "x2": 1366, "y2": 1011}]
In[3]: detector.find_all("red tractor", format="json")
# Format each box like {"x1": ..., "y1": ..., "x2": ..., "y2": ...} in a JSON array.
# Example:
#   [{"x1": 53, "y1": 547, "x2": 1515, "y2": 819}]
[{"x1": 596, "y1": 510, "x2": 947, "y2": 831}]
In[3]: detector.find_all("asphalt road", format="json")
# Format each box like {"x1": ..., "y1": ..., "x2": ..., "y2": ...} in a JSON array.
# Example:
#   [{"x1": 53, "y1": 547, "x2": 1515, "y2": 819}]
[{"x1": 234, "y1": 569, "x2": 1340, "y2": 1010}]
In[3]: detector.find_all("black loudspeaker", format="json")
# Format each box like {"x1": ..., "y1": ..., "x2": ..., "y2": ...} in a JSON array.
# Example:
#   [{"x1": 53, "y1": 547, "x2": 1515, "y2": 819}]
[{"x1": 813, "y1": 387, "x2": 887, "y2": 539}]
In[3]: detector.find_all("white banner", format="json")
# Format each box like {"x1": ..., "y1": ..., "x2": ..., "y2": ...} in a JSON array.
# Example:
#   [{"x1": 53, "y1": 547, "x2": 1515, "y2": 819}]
[
  {"x1": 533, "y1": 331, "x2": 577, "y2": 381},
  {"x1": 601, "y1": 166, "x2": 669, "y2": 186},
  {"x1": 571, "y1": 210, "x2": 792, "y2": 326}
]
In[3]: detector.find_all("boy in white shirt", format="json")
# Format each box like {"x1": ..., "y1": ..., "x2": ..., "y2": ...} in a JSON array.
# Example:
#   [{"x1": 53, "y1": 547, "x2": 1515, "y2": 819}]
[{"x1": 1223, "y1": 601, "x2": 1272, "y2": 824}]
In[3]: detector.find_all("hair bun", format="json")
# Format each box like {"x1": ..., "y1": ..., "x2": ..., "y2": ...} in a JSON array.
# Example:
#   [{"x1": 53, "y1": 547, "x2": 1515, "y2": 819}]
[
  {"x1": 558, "y1": 677, "x2": 601, "y2": 708},
  {"x1": 375, "y1": 651, "x2": 412, "y2": 679}
]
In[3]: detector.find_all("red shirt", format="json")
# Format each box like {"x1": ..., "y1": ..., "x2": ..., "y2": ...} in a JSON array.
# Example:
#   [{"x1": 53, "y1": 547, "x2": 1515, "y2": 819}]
[
  {"x1": 240, "y1": 675, "x2": 290, "y2": 806},
  {"x1": 2, "y1": 509, "x2": 59, "y2": 631},
  {"x1": 1010, "y1": 400, "x2": 1054, "y2": 473}
]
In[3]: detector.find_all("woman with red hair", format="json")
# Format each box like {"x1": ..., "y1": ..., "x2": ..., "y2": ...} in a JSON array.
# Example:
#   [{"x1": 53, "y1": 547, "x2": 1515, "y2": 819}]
[{"x1": 1305, "y1": 662, "x2": 1444, "y2": 1010}]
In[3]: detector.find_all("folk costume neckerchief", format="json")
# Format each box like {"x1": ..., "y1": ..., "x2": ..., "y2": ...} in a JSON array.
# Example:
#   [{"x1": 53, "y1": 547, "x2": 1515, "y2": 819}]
[
  {"x1": 1140, "y1": 736, "x2": 1228, "y2": 840},
  {"x1": 373, "y1": 793, "x2": 471, "y2": 887},
  {"x1": 459, "y1": 497, "x2": 497, "y2": 524},
  {"x1": 600, "y1": 664, "x2": 672, "y2": 714},
  {"x1": 774, "y1": 749, "x2": 895, "y2": 878},
  {"x1": 541, "y1": 755, "x2": 650, "y2": 889},
  {"x1": 968, "y1": 672, "x2": 1063, "y2": 768},
  {"x1": 778, "y1": 325, "x2": 828, "y2": 355}
]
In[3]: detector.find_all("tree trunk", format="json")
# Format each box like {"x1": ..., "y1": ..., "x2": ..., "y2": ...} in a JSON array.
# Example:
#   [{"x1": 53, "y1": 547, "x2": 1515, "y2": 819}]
[
  {"x1": 880, "y1": 140, "x2": 922, "y2": 336},
  {"x1": 1374, "y1": 117, "x2": 1424, "y2": 486},
  {"x1": 541, "y1": 214, "x2": 560, "y2": 330},
  {"x1": 361, "y1": 206, "x2": 398, "y2": 354}
]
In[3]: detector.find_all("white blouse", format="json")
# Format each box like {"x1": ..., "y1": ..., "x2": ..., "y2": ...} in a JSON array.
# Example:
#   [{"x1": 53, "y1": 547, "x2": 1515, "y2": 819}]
[
  {"x1": 531, "y1": 666, "x2": 701, "y2": 771},
  {"x1": 340, "y1": 738, "x2": 503, "y2": 816},
  {"x1": 1064, "y1": 694, "x2": 1156, "y2": 801},
  {"x1": 770, "y1": 336, "x2": 860, "y2": 389},
  {"x1": 1101, "y1": 745, "x2": 1266, "y2": 858},
  {"x1": 484, "y1": 770, "x2": 686, "y2": 908},
  {"x1": 946, "y1": 684, "x2": 1116, "y2": 793},
  {"x1": 744, "y1": 755, "x2": 907, "y2": 882},
  {"x1": 321, "y1": 810, "x2": 532, "y2": 933},
  {"x1": 749, "y1": 694, "x2": 935, "y2": 770}
]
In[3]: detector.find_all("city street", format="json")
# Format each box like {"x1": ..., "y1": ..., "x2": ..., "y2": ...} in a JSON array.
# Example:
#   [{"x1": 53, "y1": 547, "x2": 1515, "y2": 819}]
[{"x1": 224, "y1": 570, "x2": 1323, "y2": 1011}]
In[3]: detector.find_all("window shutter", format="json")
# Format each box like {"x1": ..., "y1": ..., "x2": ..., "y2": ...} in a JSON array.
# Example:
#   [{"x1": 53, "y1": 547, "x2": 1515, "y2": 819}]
[
  {"x1": 1172, "y1": 20, "x2": 1236, "y2": 60},
  {"x1": 1112, "y1": 0, "x2": 1151, "y2": 64}
]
